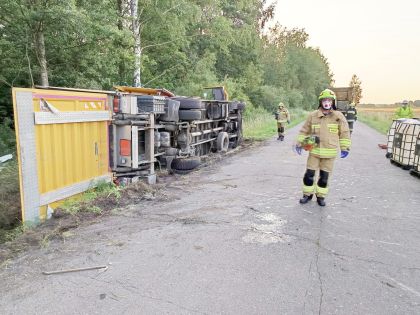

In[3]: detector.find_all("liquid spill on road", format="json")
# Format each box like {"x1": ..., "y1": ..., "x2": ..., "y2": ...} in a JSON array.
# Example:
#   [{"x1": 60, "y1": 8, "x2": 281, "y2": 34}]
[{"x1": 242, "y1": 212, "x2": 292, "y2": 245}]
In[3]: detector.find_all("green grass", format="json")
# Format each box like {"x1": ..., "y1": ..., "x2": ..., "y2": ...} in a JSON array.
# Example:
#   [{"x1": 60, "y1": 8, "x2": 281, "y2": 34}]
[
  {"x1": 243, "y1": 107, "x2": 308, "y2": 140},
  {"x1": 358, "y1": 112, "x2": 392, "y2": 135},
  {"x1": 0, "y1": 224, "x2": 27, "y2": 244},
  {"x1": 59, "y1": 181, "x2": 121, "y2": 215},
  {"x1": 0, "y1": 180, "x2": 121, "y2": 244}
]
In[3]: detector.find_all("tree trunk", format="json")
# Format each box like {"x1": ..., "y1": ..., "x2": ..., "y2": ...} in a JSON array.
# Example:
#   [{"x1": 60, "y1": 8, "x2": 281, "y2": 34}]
[
  {"x1": 130, "y1": 0, "x2": 141, "y2": 87},
  {"x1": 117, "y1": 0, "x2": 125, "y2": 81},
  {"x1": 34, "y1": 28, "x2": 49, "y2": 86}
]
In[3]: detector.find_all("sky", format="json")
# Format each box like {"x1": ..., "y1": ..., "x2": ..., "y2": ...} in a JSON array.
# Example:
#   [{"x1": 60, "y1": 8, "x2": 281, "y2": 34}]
[{"x1": 272, "y1": 0, "x2": 420, "y2": 104}]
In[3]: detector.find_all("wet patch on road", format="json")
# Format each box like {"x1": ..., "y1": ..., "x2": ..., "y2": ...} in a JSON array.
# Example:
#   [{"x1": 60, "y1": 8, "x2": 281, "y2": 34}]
[{"x1": 242, "y1": 212, "x2": 292, "y2": 245}]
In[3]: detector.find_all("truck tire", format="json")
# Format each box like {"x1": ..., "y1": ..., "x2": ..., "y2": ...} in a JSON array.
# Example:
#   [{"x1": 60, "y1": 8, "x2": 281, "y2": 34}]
[
  {"x1": 231, "y1": 129, "x2": 242, "y2": 149},
  {"x1": 237, "y1": 102, "x2": 245, "y2": 110},
  {"x1": 165, "y1": 148, "x2": 178, "y2": 156},
  {"x1": 172, "y1": 169, "x2": 195, "y2": 175},
  {"x1": 179, "y1": 109, "x2": 202, "y2": 121},
  {"x1": 172, "y1": 97, "x2": 204, "y2": 109},
  {"x1": 217, "y1": 132, "x2": 229, "y2": 153},
  {"x1": 171, "y1": 157, "x2": 201, "y2": 171}
]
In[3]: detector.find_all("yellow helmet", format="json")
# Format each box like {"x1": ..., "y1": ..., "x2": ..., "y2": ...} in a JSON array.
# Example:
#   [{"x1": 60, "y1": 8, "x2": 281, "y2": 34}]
[
  {"x1": 318, "y1": 89, "x2": 336, "y2": 101},
  {"x1": 278, "y1": 102, "x2": 285, "y2": 108},
  {"x1": 318, "y1": 89, "x2": 336, "y2": 110}
]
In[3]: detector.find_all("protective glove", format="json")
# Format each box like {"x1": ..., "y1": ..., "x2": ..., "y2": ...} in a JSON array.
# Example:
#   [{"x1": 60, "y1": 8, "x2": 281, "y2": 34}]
[
  {"x1": 340, "y1": 150, "x2": 349, "y2": 158},
  {"x1": 294, "y1": 144, "x2": 302, "y2": 155},
  {"x1": 287, "y1": 120, "x2": 291, "y2": 124}
]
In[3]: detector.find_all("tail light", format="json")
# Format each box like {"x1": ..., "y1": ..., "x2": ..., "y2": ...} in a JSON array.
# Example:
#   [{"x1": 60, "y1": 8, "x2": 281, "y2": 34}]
[{"x1": 120, "y1": 139, "x2": 131, "y2": 156}]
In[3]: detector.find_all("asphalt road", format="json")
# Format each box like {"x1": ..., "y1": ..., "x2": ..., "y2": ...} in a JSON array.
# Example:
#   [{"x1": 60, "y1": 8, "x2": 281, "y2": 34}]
[{"x1": 1, "y1": 122, "x2": 420, "y2": 315}]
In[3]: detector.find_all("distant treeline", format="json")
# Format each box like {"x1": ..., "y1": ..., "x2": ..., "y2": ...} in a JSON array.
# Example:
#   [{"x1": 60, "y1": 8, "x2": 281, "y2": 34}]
[{"x1": 0, "y1": 0, "x2": 333, "y2": 122}]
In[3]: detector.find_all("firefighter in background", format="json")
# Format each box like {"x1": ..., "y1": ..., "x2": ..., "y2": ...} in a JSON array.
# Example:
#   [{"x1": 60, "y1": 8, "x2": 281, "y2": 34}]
[
  {"x1": 275, "y1": 103, "x2": 291, "y2": 141},
  {"x1": 344, "y1": 103, "x2": 357, "y2": 134},
  {"x1": 395, "y1": 100, "x2": 414, "y2": 119},
  {"x1": 295, "y1": 89, "x2": 351, "y2": 207}
]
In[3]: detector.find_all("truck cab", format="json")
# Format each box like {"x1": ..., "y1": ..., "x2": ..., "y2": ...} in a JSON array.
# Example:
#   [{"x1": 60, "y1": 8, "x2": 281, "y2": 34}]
[{"x1": 202, "y1": 86, "x2": 229, "y2": 101}]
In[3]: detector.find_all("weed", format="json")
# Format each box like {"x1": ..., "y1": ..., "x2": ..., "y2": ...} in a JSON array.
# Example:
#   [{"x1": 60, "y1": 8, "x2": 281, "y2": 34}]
[
  {"x1": 96, "y1": 181, "x2": 122, "y2": 199},
  {"x1": 85, "y1": 205, "x2": 102, "y2": 214},
  {"x1": 59, "y1": 181, "x2": 120, "y2": 216},
  {"x1": 40, "y1": 234, "x2": 51, "y2": 248},
  {"x1": 0, "y1": 224, "x2": 26, "y2": 244},
  {"x1": 60, "y1": 199, "x2": 83, "y2": 215}
]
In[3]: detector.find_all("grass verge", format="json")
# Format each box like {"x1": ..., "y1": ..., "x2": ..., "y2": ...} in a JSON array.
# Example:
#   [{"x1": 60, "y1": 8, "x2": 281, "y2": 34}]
[
  {"x1": 243, "y1": 107, "x2": 307, "y2": 140},
  {"x1": 358, "y1": 107, "x2": 420, "y2": 135},
  {"x1": 358, "y1": 111, "x2": 393, "y2": 135}
]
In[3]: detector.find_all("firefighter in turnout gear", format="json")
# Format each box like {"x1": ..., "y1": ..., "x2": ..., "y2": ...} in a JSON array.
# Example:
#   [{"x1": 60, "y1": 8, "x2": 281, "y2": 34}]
[
  {"x1": 275, "y1": 103, "x2": 291, "y2": 141},
  {"x1": 295, "y1": 89, "x2": 351, "y2": 207},
  {"x1": 344, "y1": 103, "x2": 357, "y2": 134}
]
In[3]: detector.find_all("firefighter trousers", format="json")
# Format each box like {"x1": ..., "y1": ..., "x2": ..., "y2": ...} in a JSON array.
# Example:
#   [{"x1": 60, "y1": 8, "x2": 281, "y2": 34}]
[
  {"x1": 277, "y1": 122, "x2": 286, "y2": 136},
  {"x1": 302, "y1": 154, "x2": 335, "y2": 198}
]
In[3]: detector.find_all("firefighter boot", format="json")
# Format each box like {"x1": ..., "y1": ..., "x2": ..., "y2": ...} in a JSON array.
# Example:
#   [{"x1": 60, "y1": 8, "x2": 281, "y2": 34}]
[
  {"x1": 299, "y1": 194, "x2": 313, "y2": 204},
  {"x1": 316, "y1": 170, "x2": 329, "y2": 207},
  {"x1": 280, "y1": 135, "x2": 284, "y2": 141},
  {"x1": 316, "y1": 197, "x2": 326, "y2": 207}
]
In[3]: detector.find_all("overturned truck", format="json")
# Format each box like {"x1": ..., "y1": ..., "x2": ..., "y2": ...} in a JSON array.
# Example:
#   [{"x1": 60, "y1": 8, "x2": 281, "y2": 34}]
[
  {"x1": 110, "y1": 86, "x2": 244, "y2": 181},
  {"x1": 12, "y1": 86, "x2": 244, "y2": 223}
]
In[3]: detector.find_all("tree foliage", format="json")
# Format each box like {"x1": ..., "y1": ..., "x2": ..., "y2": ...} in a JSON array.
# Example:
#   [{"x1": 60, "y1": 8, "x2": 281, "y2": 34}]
[
  {"x1": 349, "y1": 74, "x2": 362, "y2": 104},
  {"x1": 0, "y1": 0, "x2": 333, "y2": 124}
]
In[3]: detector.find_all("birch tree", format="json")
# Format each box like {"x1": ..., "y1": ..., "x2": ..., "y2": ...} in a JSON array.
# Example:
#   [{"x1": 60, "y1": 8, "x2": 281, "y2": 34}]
[{"x1": 129, "y1": 0, "x2": 141, "y2": 87}]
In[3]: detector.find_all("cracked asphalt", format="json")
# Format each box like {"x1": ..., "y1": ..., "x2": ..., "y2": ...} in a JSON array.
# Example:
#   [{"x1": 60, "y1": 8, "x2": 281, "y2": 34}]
[{"x1": 1, "y1": 122, "x2": 420, "y2": 314}]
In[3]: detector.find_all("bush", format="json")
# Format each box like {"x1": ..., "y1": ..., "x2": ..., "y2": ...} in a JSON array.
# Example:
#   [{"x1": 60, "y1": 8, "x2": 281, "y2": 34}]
[
  {"x1": 0, "y1": 118, "x2": 16, "y2": 156},
  {"x1": 0, "y1": 160, "x2": 20, "y2": 228}
]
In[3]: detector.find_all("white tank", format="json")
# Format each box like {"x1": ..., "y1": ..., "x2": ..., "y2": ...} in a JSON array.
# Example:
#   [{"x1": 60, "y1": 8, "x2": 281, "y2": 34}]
[
  {"x1": 391, "y1": 119, "x2": 420, "y2": 169},
  {"x1": 387, "y1": 118, "x2": 407, "y2": 155},
  {"x1": 411, "y1": 135, "x2": 420, "y2": 173}
]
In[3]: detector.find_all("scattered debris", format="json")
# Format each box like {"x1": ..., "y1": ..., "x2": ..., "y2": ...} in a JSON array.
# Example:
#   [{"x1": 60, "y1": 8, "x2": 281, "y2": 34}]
[
  {"x1": 42, "y1": 265, "x2": 108, "y2": 275},
  {"x1": 0, "y1": 154, "x2": 13, "y2": 164}
]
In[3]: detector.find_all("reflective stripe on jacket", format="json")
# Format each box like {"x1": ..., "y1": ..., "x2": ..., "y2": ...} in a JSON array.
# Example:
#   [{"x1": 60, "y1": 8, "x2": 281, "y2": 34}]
[
  {"x1": 345, "y1": 107, "x2": 357, "y2": 122},
  {"x1": 297, "y1": 109, "x2": 351, "y2": 158}
]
